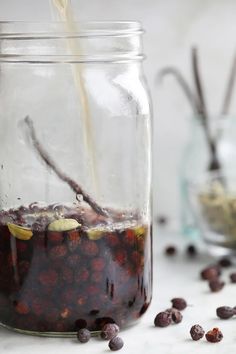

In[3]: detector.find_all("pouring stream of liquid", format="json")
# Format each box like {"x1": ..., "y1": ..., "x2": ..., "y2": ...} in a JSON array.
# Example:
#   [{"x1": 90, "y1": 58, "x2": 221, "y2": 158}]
[{"x1": 52, "y1": 0, "x2": 99, "y2": 196}]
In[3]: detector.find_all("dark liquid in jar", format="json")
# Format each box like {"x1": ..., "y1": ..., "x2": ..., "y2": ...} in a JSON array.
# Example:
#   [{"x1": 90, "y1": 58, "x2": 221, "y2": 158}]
[{"x1": 0, "y1": 203, "x2": 152, "y2": 333}]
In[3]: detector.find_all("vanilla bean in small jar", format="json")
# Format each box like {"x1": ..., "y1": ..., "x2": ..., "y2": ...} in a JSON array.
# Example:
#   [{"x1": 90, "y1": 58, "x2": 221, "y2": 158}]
[{"x1": 0, "y1": 21, "x2": 152, "y2": 336}]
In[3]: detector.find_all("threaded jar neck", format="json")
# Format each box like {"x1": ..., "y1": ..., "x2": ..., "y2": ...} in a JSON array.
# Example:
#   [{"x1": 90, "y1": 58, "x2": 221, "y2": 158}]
[{"x1": 0, "y1": 21, "x2": 144, "y2": 63}]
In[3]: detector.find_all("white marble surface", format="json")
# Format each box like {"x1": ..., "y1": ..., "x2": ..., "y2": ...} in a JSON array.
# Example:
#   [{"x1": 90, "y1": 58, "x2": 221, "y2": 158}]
[{"x1": 1, "y1": 232, "x2": 236, "y2": 353}]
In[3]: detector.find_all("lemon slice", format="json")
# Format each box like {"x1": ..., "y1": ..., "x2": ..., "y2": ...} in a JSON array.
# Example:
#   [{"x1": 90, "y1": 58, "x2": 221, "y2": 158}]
[{"x1": 7, "y1": 223, "x2": 33, "y2": 240}]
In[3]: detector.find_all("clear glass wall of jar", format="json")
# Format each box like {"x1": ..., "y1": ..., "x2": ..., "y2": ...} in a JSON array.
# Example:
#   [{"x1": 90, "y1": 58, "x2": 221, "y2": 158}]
[{"x1": 0, "y1": 22, "x2": 152, "y2": 336}]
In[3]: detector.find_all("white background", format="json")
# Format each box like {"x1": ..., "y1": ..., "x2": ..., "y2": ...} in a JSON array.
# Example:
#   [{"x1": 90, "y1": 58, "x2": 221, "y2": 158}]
[{"x1": 1, "y1": 0, "x2": 236, "y2": 227}]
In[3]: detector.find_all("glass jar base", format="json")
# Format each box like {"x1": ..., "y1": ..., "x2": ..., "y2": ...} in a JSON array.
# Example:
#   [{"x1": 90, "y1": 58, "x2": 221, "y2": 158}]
[
  {"x1": 0, "y1": 318, "x2": 141, "y2": 338},
  {"x1": 0, "y1": 322, "x2": 102, "y2": 338},
  {"x1": 0, "y1": 322, "x2": 77, "y2": 337}
]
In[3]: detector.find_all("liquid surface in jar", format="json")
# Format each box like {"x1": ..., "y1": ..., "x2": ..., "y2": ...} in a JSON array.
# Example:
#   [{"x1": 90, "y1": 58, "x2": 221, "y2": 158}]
[{"x1": 0, "y1": 203, "x2": 152, "y2": 332}]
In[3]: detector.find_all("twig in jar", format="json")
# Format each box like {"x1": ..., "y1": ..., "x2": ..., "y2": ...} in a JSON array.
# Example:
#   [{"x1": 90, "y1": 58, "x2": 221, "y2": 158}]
[
  {"x1": 221, "y1": 52, "x2": 236, "y2": 115},
  {"x1": 157, "y1": 67, "x2": 201, "y2": 114},
  {"x1": 191, "y1": 47, "x2": 221, "y2": 172},
  {"x1": 24, "y1": 116, "x2": 108, "y2": 218}
]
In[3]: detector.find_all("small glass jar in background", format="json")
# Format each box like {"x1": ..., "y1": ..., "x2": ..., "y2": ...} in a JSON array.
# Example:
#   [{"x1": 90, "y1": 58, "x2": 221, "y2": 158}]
[
  {"x1": 188, "y1": 171, "x2": 236, "y2": 256},
  {"x1": 180, "y1": 113, "x2": 236, "y2": 254},
  {"x1": 0, "y1": 21, "x2": 152, "y2": 336}
]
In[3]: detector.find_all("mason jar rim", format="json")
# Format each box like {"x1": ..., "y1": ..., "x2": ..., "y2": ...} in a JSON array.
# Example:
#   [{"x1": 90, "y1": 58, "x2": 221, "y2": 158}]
[
  {"x1": 0, "y1": 21, "x2": 144, "y2": 39},
  {"x1": 0, "y1": 21, "x2": 145, "y2": 63}
]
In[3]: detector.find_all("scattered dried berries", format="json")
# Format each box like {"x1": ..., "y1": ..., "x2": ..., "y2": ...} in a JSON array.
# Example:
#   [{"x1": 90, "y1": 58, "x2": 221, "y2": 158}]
[
  {"x1": 154, "y1": 311, "x2": 172, "y2": 327},
  {"x1": 77, "y1": 328, "x2": 91, "y2": 343},
  {"x1": 229, "y1": 272, "x2": 236, "y2": 283},
  {"x1": 171, "y1": 298, "x2": 187, "y2": 311},
  {"x1": 108, "y1": 336, "x2": 124, "y2": 351},
  {"x1": 165, "y1": 245, "x2": 177, "y2": 256},
  {"x1": 200, "y1": 265, "x2": 221, "y2": 280},
  {"x1": 205, "y1": 327, "x2": 223, "y2": 343},
  {"x1": 169, "y1": 308, "x2": 183, "y2": 324},
  {"x1": 190, "y1": 324, "x2": 205, "y2": 341},
  {"x1": 209, "y1": 279, "x2": 225, "y2": 293},
  {"x1": 186, "y1": 244, "x2": 197, "y2": 257},
  {"x1": 218, "y1": 257, "x2": 232, "y2": 268},
  {"x1": 156, "y1": 216, "x2": 168, "y2": 225},
  {"x1": 101, "y1": 323, "x2": 120, "y2": 340},
  {"x1": 216, "y1": 306, "x2": 234, "y2": 319},
  {"x1": 165, "y1": 308, "x2": 183, "y2": 324}
]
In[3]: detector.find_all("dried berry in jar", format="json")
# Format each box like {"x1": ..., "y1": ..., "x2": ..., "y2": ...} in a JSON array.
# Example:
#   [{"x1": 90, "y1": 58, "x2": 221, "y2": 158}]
[
  {"x1": 190, "y1": 324, "x2": 205, "y2": 341},
  {"x1": 108, "y1": 336, "x2": 124, "y2": 351},
  {"x1": 124, "y1": 229, "x2": 136, "y2": 246},
  {"x1": 216, "y1": 306, "x2": 234, "y2": 319},
  {"x1": 38, "y1": 270, "x2": 58, "y2": 287},
  {"x1": 81, "y1": 240, "x2": 99, "y2": 256},
  {"x1": 205, "y1": 328, "x2": 223, "y2": 343},
  {"x1": 49, "y1": 245, "x2": 67, "y2": 259},
  {"x1": 15, "y1": 301, "x2": 30, "y2": 315},
  {"x1": 91, "y1": 257, "x2": 106, "y2": 272},
  {"x1": 75, "y1": 319, "x2": 87, "y2": 330},
  {"x1": 154, "y1": 311, "x2": 172, "y2": 327},
  {"x1": 171, "y1": 297, "x2": 187, "y2": 311}
]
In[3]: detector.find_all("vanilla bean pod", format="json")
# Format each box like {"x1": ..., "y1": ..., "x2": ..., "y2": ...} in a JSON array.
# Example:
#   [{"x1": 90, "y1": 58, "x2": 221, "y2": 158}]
[
  {"x1": 157, "y1": 67, "x2": 201, "y2": 114},
  {"x1": 192, "y1": 47, "x2": 221, "y2": 172},
  {"x1": 221, "y1": 53, "x2": 236, "y2": 115},
  {"x1": 24, "y1": 116, "x2": 108, "y2": 217}
]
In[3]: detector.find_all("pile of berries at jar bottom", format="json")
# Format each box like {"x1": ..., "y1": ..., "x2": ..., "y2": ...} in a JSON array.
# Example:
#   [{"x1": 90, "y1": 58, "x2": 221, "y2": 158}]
[{"x1": 0, "y1": 203, "x2": 152, "y2": 334}]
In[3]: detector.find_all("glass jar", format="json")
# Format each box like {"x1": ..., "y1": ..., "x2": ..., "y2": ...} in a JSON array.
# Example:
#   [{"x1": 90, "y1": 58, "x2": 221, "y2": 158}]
[
  {"x1": 0, "y1": 21, "x2": 152, "y2": 336},
  {"x1": 180, "y1": 114, "x2": 236, "y2": 243},
  {"x1": 188, "y1": 171, "x2": 236, "y2": 256}
]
